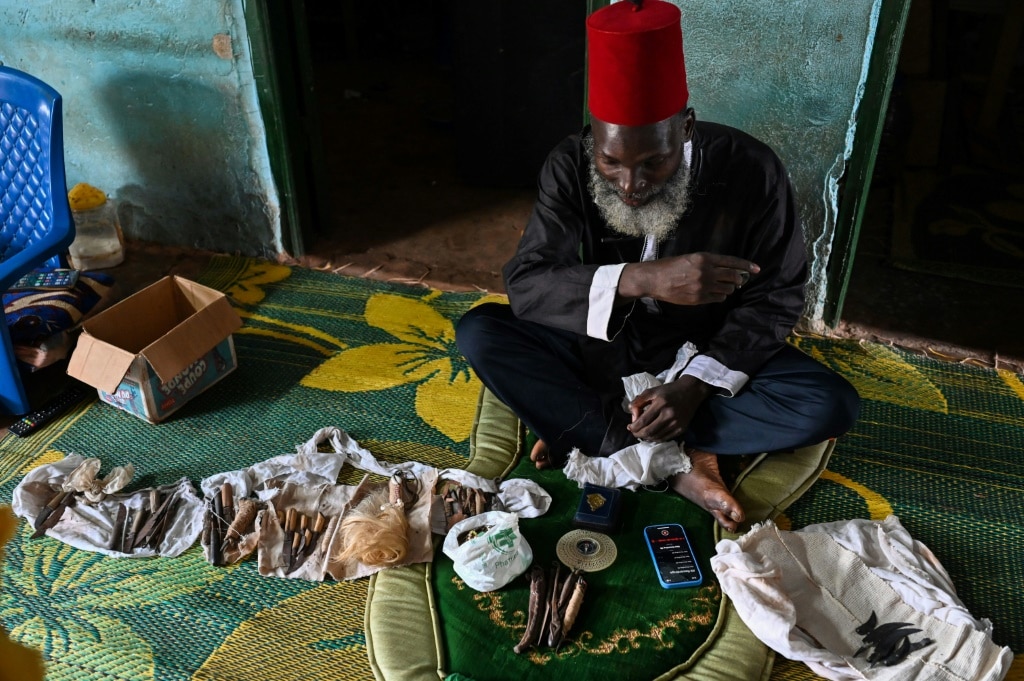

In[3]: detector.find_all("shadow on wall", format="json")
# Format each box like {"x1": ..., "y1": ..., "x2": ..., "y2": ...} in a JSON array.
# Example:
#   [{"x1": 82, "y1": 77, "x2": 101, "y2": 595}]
[{"x1": 99, "y1": 72, "x2": 276, "y2": 256}]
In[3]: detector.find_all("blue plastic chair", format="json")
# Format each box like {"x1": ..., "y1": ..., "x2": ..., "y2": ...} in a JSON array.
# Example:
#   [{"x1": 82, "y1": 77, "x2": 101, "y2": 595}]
[{"x1": 1, "y1": 66, "x2": 76, "y2": 415}]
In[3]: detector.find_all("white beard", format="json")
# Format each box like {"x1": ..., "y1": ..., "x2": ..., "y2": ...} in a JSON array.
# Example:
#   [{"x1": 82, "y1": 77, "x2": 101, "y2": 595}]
[{"x1": 584, "y1": 134, "x2": 692, "y2": 242}]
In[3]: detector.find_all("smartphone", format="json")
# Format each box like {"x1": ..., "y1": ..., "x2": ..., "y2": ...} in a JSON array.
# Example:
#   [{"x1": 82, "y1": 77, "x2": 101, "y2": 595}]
[
  {"x1": 644, "y1": 523, "x2": 702, "y2": 589},
  {"x1": 11, "y1": 268, "x2": 80, "y2": 291}
]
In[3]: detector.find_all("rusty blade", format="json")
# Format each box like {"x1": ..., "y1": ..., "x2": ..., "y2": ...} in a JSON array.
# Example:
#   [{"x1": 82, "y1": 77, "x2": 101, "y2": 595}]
[
  {"x1": 287, "y1": 527, "x2": 320, "y2": 575},
  {"x1": 108, "y1": 503, "x2": 128, "y2": 551},
  {"x1": 130, "y1": 489, "x2": 176, "y2": 550},
  {"x1": 286, "y1": 530, "x2": 302, "y2": 573},
  {"x1": 123, "y1": 503, "x2": 147, "y2": 554},
  {"x1": 282, "y1": 508, "x2": 296, "y2": 572},
  {"x1": 147, "y1": 494, "x2": 181, "y2": 550},
  {"x1": 30, "y1": 491, "x2": 76, "y2": 539},
  {"x1": 209, "y1": 509, "x2": 223, "y2": 566},
  {"x1": 32, "y1": 489, "x2": 69, "y2": 533}
]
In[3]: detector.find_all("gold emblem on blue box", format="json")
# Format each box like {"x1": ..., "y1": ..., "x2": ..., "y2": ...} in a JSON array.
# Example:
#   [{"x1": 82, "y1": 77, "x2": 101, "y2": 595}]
[{"x1": 573, "y1": 483, "x2": 622, "y2": 533}]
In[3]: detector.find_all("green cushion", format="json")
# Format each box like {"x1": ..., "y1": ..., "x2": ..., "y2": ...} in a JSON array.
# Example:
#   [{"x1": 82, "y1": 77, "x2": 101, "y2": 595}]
[
  {"x1": 366, "y1": 562, "x2": 445, "y2": 681},
  {"x1": 365, "y1": 387, "x2": 523, "y2": 681},
  {"x1": 365, "y1": 388, "x2": 835, "y2": 681}
]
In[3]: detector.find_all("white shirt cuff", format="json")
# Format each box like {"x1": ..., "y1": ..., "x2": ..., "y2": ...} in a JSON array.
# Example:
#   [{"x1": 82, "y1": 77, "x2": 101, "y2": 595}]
[
  {"x1": 587, "y1": 263, "x2": 627, "y2": 340},
  {"x1": 681, "y1": 355, "x2": 749, "y2": 397}
]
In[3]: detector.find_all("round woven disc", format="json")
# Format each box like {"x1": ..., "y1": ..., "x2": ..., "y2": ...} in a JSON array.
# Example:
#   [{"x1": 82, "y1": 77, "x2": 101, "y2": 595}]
[{"x1": 555, "y1": 529, "x2": 618, "y2": 572}]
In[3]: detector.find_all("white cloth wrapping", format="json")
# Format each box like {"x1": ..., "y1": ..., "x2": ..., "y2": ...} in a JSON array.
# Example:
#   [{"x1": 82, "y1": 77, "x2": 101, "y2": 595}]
[
  {"x1": 61, "y1": 457, "x2": 135, "y2": 503},
  {"x1": 10, "y1": 426, "x2": 550, "y2": 571},
  {"x1": 563, "y1": 441, "x2": 690, "y2": 490},
  {"x1": 12, "y1": 454, "x2": 204, "y2": 558},
  {"x1": 200, "y1": 426, "x2": 552, "y2": 524},
  {"x1": 198, "y1": 427, "x2": 552, "y2": 580},
  {"x1": 256, "y1": 477, "x2": 416, "y2": 582},
  {"x1": 563, "y1": 344, "x2": 698, "y2": 490},
  {"x1": 711, "y1": 517, "x2": 1013, "y2": 680},
  {"x1": 431, "y1": 469, "x2": 553, "y2": 520}
]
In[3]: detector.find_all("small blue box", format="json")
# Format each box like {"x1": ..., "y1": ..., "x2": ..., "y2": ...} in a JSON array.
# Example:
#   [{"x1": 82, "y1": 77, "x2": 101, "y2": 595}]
[{"x1": 572, "y1": 483, "x2": 622, "y2": 533}]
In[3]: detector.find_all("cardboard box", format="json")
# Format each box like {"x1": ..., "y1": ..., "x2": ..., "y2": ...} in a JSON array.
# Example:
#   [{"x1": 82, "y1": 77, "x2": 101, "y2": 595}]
[{"x1": 67, "y1": 276, "x2": 242, "y2": 423}]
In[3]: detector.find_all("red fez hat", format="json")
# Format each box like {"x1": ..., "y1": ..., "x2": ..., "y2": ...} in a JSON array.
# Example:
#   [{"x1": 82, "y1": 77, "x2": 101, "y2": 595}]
[{"x1": 587, "y1": 0, "x2": 688, "y2": 126}]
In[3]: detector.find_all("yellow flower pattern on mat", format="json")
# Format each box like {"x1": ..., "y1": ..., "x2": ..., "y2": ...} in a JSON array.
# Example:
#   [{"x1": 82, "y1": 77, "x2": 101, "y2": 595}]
[
  {"x1": 775, "y1": 470, "x2": 892, "y2": 529},
  {"x1": 0, "y1": 507, "x2": 44, "y2": 681},
  {"x1": 998, "y1": 368, "x2": 1024, "y2": 403},
  {"x1": 470, "y1": 293, "x2": 509, "y2": 309},
  {"x1": 819, "y1": 470, "x2": 893, "y2": 521},
  {"x1": 0, "y1": 449, "x2": 65, "y2": 489},
  {"x1": 301, "y1": 292, "x2": 480, "y2": 443},
  {"x1": 193, "y1": 583, "x2": 368, "y2": 680},
  {"x1": 791, "y1": 338, "x2": 948, "y2": 413},
  {"x1": 223, "y1": 261, "x2": 292, "y2": 305},
  {"x1": 458, "y1": 576, "x2": 718, "y2": 664},
  {"x1": 234, "y1": 311, "x2": 346, "y2": 356},
  {"x1": 1, "y1": 536, "x2": 224, "y2": 681}
]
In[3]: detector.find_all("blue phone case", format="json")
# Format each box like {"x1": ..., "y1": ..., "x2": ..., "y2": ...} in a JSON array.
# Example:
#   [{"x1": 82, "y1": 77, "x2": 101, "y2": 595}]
[{"x1": 644, "y1": 523, "x2": 702, "y2": 589}]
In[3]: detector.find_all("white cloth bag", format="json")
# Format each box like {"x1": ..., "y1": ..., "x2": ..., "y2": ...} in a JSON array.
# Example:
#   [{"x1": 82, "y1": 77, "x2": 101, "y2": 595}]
[{"x1": 711, "y1": 517, "x2": 1013, "y2": 680}]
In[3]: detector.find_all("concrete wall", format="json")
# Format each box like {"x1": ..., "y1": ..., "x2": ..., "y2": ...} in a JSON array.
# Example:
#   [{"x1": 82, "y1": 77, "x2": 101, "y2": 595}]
[
  {"x1": 673, "y1": 0, "x2": 881, "y2": 320},
  {"x1": 0, "y1": 0, "x2": 280, "y2": 258}
]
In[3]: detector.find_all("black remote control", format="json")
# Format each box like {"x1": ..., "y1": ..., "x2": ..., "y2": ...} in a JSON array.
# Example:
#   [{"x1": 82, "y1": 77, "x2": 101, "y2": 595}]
[{"x1": 8, "y1": 383, "x2": 93, "y2": 437}]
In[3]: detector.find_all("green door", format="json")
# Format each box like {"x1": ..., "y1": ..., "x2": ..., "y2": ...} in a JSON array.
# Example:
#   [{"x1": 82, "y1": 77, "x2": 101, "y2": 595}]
[{"x1": 243, "y1": 0, "x2": 327, "y2": 257}]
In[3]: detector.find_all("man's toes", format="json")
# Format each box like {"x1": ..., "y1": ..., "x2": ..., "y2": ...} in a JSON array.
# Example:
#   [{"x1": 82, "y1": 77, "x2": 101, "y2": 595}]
[
  {"x1": 707, "y1": 495, "x2": 744, "y2": 524},
  {"x1": 530, "y1": 440, "x2": 551, "y2": 469},
  {"x1": 711, "y1": 509, "x2": 738, "y2": 532}
]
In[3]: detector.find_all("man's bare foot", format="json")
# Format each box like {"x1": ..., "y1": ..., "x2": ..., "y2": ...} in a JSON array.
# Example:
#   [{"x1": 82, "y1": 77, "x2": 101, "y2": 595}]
[
  {"x1": 530, "y1": 439, "x2": 552, "y2": 470},
  {"x1": 669, "y1": 449, "x2": 746, "y2": 532}
]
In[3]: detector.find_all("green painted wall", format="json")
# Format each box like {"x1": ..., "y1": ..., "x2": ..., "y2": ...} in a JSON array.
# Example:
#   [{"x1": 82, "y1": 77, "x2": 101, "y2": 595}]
[
  {"x1": 672, "y1": 0, "x2": 883, "y2": 321},
  {"x1": 0, "y1": 0, "x2": 281, "y2": 257}
]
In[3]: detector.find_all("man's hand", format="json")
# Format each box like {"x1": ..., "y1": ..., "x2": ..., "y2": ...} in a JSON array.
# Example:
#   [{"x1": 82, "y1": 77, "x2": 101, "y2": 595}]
[
  {"x1": 627, "y1": 375, "x2": 712, "y2": 443},
  {"x1": 618, "y1": 252, "x2": 759, "y2": 305}
]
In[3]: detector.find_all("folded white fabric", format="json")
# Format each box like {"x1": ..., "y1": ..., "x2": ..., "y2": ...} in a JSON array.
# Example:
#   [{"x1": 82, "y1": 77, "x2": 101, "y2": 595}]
[{"x1": 711, "y1": 516, "x2": 1013, "y2": 680}]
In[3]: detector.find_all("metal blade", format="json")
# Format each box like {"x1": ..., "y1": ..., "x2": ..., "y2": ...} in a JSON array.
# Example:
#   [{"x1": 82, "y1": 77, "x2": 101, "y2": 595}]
[
  {"x1": 30, "y1": 492, "x2": 75, "y2": 539},
  {"x1": 108, "y1": 503, "x2": 128, "y2": 551},
  {"x1": 282, "y1": 508, "x2": 296, "y2": 572},
  {"x1": 32, "y1": 490, "x2": 68, "y2": 533},
  {"x1": 130, "y1": 490, "x2": 176, "y2": 549}
]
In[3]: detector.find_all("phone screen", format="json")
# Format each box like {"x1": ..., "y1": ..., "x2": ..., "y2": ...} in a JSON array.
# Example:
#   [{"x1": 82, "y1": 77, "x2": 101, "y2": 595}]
[
  {"x1": 11, "y1": 269, "x2": 80, "y2": 291},
  {"x1": 644, "y1": 523, "x2": 702, "y2": 588}
]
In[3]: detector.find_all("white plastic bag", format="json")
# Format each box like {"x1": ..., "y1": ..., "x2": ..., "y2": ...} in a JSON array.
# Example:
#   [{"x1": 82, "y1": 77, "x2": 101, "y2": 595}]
[{"x1": 442, "y1": 511, "x2": 532, "y2": 592}]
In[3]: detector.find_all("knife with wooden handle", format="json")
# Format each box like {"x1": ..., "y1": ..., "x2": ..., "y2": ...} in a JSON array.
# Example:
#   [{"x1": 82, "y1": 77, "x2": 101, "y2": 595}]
[
  {"x1": 31, "y1": 490, "x2": 76, "y2": 539},
  {"x1": 283, "y1": 508, "x2": 297, "y2": 571},
  {"x1": 130, "y1": 489, "x2": 176, "y2": 550},
  {"x1": 288, "y1": 511, "x2": 327, "y2": 574}
]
